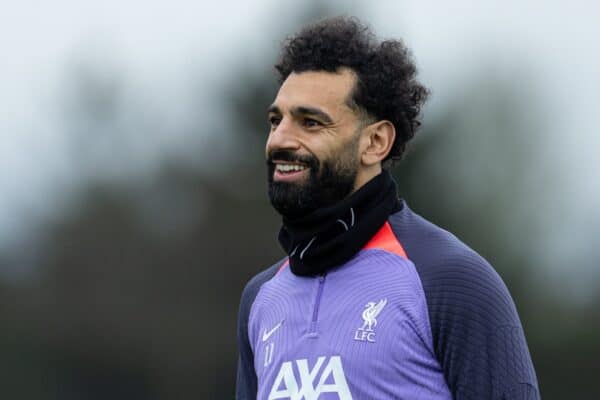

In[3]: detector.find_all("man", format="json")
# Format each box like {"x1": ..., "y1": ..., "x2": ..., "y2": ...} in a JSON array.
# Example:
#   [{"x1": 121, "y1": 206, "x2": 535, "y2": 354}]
[{"x1": 236, "y1": 16, "x2": 539, "y2": 399}]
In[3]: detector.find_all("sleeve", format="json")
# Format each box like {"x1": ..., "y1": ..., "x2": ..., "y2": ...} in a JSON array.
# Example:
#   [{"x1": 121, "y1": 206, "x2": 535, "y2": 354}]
[
  {"x1": 425, "y1": 252, "x2": 540, "y2": 399},
  {"x1": 236, "y1": 280, "x2": 258, "y2": 400},
  {"x1": 235, "y1": 262, "x2": 282, "y2": 400}
]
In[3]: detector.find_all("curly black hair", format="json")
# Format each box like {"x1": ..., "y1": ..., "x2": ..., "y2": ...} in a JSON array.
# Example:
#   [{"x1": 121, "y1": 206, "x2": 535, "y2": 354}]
[{"x1": 275, "y1": 16, "x2": 429, "y2": 163}]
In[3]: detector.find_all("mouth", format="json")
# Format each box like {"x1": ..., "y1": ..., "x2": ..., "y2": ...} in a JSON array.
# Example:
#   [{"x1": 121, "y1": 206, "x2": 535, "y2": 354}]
[{"x1": 272, "y1": 161, "x2": 310, "y2": 182}]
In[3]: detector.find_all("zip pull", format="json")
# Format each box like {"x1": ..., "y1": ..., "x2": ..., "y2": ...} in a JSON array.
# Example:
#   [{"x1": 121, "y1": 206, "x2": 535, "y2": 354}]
[{"x1": 309, "y1": 273, "x2": 326, "y2": 337}]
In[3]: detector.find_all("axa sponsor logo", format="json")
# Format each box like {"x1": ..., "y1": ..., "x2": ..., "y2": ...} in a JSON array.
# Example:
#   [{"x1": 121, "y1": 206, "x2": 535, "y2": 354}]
[
  {"x1": 354, "y1": 298, "x2": 387, "y2": 343},
  {"x1": 268, "y1": 355, "x2": 352, "y2": 400}
]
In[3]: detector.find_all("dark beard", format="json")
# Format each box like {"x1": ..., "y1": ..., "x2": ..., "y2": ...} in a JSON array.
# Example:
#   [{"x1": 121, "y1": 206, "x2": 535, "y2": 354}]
[{"x1": 267, "y1": 138, "x2": 359, "y2": 219}]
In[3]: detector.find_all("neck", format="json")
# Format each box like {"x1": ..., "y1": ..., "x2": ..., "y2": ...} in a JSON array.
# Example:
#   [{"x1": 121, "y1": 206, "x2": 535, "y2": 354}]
[
  {"x1": 352, "y1": 164, "x2": 382, "y2": 194},
  {"x1": 278, "y1": 170, "x2": 400, "y2": 276}
]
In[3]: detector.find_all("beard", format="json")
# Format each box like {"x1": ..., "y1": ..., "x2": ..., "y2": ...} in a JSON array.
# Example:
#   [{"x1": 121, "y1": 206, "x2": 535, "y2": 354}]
[{"x1": 267, "y1": 135, "x2": 360, "y2": 219}]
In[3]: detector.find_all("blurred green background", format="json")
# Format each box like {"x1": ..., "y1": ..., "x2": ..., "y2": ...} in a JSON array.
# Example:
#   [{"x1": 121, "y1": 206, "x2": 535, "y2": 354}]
[{"x1": 1, "y1": 1, "x2": 598, "y2": 398}]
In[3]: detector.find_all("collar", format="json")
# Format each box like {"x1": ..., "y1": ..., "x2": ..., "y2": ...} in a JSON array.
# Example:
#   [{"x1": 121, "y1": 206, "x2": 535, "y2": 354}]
[{"x1": 278, "y1": 170, "x2": 401, "y2": 276}]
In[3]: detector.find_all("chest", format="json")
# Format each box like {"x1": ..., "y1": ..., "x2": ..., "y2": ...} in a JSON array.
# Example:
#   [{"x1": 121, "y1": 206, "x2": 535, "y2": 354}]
[{"x1": 249, "y1": 256, "x2": 445, "y2": 399}]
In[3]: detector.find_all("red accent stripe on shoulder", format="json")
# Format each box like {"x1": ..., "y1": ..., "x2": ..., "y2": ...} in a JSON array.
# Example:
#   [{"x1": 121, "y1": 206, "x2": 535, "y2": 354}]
[
  {"x1": 276, "y1": 259, "x2": 289, "y2": 275},
  {"x1": 362, "y1": 222, "x2": 407, "y2": 258}
]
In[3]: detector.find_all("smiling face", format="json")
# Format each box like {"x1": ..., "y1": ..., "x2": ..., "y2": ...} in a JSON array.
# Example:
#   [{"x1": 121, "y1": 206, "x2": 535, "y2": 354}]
[{"x1": 265, "y1": 69, "x2": 368, "y2": 218}]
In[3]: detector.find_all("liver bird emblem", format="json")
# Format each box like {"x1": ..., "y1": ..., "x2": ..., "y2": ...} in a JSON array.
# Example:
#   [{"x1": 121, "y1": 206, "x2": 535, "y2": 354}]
[{"x1": 360, "y1": 298, "x2": 387, "y2": 331}]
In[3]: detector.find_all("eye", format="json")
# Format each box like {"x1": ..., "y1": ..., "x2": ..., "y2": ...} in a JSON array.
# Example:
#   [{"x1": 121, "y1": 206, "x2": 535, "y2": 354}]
[
  {"x1": 269, "y1": 115, "x2": 281, "y2": 127},
  {"x1": 303, "y1": 118, "x2": 322, "y2": 128}
]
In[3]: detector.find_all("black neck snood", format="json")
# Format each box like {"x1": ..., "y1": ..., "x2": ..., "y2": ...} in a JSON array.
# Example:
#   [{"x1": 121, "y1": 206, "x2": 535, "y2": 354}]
[{"x1": 278, "y1": 170, "x2": 401, "y2": 276}]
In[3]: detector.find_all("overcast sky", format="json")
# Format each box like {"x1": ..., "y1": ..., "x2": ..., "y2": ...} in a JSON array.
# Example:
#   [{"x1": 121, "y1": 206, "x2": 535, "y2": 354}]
[{"x1": 1, "y1": 1, "x2": 599, "y2": 290}]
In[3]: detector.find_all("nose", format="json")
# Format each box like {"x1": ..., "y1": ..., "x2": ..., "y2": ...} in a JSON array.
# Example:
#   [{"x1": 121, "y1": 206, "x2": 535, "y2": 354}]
[{"x1": 265, "y1": 118, "x2": 301, "y2": 156}]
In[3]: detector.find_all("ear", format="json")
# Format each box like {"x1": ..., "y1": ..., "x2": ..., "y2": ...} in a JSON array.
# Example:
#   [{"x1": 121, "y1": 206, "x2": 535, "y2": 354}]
[{"x1": 360, "y1": 120, "x2": 396, "y2": 166}]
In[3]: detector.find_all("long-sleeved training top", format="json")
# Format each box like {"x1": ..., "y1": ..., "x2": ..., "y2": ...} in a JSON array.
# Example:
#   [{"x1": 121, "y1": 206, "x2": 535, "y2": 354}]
[{"x1": 236, "y1": 201, "x2": 539, "y2": 399}]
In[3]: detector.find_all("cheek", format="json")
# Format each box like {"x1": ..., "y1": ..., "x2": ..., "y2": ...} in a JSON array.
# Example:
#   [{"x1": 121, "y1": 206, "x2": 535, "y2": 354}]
[{"x1": 305, "y1": 135, "x2": 336, "y2": 158}]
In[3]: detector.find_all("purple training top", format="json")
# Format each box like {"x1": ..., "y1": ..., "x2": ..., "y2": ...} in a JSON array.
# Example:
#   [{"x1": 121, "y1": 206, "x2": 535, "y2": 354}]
[{"x1": 237, "y1": 201, "x2": 539, "y2": 399}]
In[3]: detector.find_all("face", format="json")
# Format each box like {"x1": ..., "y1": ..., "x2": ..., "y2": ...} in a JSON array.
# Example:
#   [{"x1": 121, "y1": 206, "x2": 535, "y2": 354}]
[{"x1": 266, "y1": 69, "x2": 364, "y2": 218}]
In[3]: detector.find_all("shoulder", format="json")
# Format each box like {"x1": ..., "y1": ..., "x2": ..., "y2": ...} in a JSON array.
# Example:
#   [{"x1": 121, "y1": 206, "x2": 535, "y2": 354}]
[
  {"x1": 388, "y1": 201, "x2": 517, "y2": 326},
  {"x1": 237, "y1": 258, "x2": 287, "y2": 347},
  {"x1": 388, "y1": 201, "x2": 538, "y2": 396},
  {"x1": 239, "y1": 258, "x2": 286, "y2": 313}
]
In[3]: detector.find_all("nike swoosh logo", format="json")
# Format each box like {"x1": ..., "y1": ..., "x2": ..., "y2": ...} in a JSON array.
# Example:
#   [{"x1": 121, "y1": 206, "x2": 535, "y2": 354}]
[{"x1": 262, "y1": 320, "x2": 284, "y2": 342}]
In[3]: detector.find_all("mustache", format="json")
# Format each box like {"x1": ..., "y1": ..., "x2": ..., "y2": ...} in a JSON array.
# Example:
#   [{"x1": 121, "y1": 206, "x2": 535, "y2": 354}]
[{"x1": 266, "y1": 150, "x2": 319, "y2": 169}]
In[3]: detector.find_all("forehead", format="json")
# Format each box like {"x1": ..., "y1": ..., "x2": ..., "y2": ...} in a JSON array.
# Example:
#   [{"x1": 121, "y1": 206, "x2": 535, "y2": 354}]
[{"x1": 273, "y1": 69, "x2": 357, "y2": 113}]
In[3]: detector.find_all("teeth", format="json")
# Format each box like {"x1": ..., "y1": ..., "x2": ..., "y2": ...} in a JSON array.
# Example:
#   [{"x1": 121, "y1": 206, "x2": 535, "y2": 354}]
[{"x1": 275, "y1": 164, "x2": 307, "y2": 172}]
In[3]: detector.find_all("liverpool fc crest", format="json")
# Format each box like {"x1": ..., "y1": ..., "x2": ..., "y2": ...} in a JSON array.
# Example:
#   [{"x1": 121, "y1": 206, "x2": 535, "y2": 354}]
[{"x1": 354, "y1": 298, "x2": 387, "y2": 343}]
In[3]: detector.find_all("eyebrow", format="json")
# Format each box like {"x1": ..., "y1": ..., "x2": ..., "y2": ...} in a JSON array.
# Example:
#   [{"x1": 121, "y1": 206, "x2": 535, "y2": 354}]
[{"x1": 268, "y1": 104, "x2": 334, "y2": 125}]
